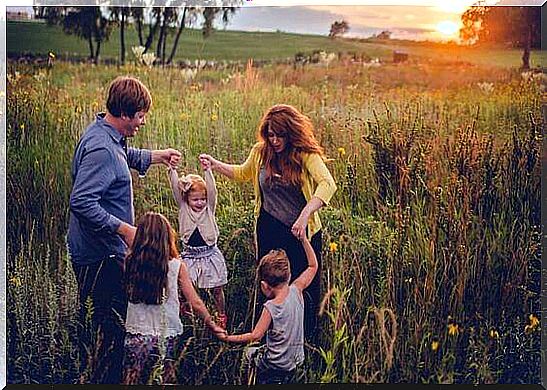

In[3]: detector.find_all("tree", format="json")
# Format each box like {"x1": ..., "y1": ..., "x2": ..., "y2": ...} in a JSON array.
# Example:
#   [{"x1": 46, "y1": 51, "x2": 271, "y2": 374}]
[
  {"x1": 110, "y1": 7, "x2": 131, "y2": 65},
  {"x1": 134, "y1": 6, "x2": 238, "y2": 66},
  {"x1": 34, "y1": 6, "x2": 111, "y2": 65},
  {"x1": 202, "y1": 7, "x2": 238, "y2": 38},
  {"x1": 329, "y1": 20, "x2": 349, "y2": 38},
  {"x1": 460, "y1": 6, "x2": 541, "y2": 69},
  {"x1": 375, "y1": 30, "x2": 392, "y2": 40}
]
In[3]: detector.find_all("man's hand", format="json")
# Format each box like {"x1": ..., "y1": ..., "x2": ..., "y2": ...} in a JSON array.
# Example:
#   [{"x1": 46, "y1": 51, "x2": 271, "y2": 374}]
[
  {"x1": 152, "y1": 148, "x2": 181, "y2": 168},
  {"x1": 117, "y1": 222, "x2": 137, "y2": 247}
]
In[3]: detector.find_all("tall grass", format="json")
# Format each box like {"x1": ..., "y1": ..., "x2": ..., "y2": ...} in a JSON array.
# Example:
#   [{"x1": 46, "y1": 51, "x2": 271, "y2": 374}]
[{"x1": 6, "y1": 58, "x2": 542, "y2": 384}]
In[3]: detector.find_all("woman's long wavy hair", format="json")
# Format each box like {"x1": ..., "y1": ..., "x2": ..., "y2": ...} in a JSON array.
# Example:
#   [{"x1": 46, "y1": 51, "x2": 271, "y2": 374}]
[
  {"x1": 257, "y1": 104, "x2": 324, "y2": 186},
  {"x1": 124, "y1": 212, "x2": 179, "y2": 305}
]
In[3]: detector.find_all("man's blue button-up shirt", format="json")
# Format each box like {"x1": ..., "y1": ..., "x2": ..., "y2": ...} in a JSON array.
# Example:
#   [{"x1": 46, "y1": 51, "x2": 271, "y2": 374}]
[{"x1": 67, "y1": 113, "x2": 152, "y2": 266}]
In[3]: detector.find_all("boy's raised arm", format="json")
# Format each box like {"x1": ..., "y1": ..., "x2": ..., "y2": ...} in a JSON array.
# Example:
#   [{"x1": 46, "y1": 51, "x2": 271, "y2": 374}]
[{"x1": 292, "y1": 235, "x2": 318, "y2": 292}]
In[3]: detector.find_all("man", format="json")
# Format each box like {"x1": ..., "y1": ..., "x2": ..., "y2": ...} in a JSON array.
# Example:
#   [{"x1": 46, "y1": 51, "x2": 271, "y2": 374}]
[{"x1": 67, "y1": 76, "x2": 181, "y2": 384}]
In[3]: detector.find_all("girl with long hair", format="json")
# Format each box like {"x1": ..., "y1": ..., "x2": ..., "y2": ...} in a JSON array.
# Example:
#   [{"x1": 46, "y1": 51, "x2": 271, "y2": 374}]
[{"x1": 122, "y1": 212, "x2": 224, "y2": 384}]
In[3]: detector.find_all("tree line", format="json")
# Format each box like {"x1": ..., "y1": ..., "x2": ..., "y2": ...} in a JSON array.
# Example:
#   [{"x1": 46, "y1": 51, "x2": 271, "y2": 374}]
[{"x1": 33, "y1": 5, "x2": 240, "y2": 65}]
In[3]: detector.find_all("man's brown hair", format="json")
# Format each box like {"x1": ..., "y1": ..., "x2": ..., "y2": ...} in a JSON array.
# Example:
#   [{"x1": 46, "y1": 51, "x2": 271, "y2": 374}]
[
  {"x1": 257, "y1": 249, "x2": 291, "y2": 287},
  {"x1": 106, "y1": 76, "x2": 152, "y2": 118}
]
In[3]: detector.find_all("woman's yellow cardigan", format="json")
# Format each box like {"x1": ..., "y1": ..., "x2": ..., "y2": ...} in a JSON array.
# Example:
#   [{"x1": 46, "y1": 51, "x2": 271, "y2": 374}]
[{"x1": 232, "y1": 142, "x2": 337, "y2": 239}]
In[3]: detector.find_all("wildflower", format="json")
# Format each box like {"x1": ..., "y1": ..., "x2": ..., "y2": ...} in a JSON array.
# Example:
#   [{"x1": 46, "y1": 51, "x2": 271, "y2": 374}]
[
  {"x1": 431, "y1": 339, "x2": 440, "y2": 351},
  {"x1": 132, "y1": 45, "x2": 145, "y2": 59},
  {"x1": 211, "y1": 113, "x2": 218, "y2": 121},
  {"x1": 337, "y1": 147, "x2": 346, "y2": 156},
  {"x1": 329, "y1": 242, "x2": 338, "y2": 253},
  {"x1": 142, "y1": 53, "x2": 156, "y2": 67},
  {"x1": 48, "y1": 51, "x2": 55, "y2": 59},
  {"x1": 447, "y1": 323, "x2": 459, "y2": 336},
  {"x1": 525, "y1": 313, "x2": 539, "y2": 334},
  {"x1": 9, "y1": 275, "x2": 21, "y2": 287},
  {"x1": 489, "y1": 329, "x2": 499, "y2": 339},
  {"x1": 521, "y1": 71, "x2": 533, "y2": 82},
  {"x1": 180, "y1": 112, "x2": 189, "y2": 121},
  {"x1": 20, "y1": 123, "x2": 24, "y2": 130},
  {"x1": 477, "y1": 82, "x2": 494, "y2": 94}
]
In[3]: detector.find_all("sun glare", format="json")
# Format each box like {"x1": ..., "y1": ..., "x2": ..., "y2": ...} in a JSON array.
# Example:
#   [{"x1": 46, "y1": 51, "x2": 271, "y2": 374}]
[{"x1": 436, "y1": 20, "x2": 459, "y2": 37}]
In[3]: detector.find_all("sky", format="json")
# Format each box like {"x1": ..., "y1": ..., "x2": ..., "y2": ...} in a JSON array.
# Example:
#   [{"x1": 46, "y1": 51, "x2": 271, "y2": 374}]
[
  {"x1": 222, "y1": 5, "x2": 469, "y2": 41},
  {"x1": 6, "y1": 0, "x2": 546, "y2": 42}
]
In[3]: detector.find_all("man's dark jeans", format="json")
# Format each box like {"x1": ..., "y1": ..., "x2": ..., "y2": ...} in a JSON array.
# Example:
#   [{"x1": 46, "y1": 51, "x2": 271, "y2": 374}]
[{"x1": 73, "y1": 255, "x2": 126, "y2": 384}]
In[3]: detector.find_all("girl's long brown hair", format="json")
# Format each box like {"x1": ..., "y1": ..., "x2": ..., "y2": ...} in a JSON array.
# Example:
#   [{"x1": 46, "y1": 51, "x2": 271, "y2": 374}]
[
  {"x1": 124, "y1": 212, "x2": 179, "y2": 305},
  {"x1": 257, "y1": 104, "x2": 324, "y2": 186}
]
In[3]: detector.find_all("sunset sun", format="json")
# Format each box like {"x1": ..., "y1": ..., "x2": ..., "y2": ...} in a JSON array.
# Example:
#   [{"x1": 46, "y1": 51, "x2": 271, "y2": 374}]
[{"x1": 436, "y1": 20, "x2": 460, "y2": 37}]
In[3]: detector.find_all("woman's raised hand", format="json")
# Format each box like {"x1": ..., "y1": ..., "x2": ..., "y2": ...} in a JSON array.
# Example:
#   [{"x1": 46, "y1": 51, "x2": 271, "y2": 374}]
[
  {"x1": 200, "y1": 156, "x2": 212, "y2": 171},
  {"x1": 199, "y1": 154, "x2": 215, "y2": 169}
]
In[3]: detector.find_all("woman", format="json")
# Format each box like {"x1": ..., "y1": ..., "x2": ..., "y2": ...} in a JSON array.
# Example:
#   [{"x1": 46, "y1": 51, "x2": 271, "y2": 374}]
[{"x1": 199, "y1": 104, "x2": 336, "y2": 340}]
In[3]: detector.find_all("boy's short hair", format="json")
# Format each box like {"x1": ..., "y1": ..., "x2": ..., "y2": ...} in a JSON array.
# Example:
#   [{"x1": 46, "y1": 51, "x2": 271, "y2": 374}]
[
  {"x1": 106, "y1": 76, "x2": 152, "y2": 118},
  {"x1": 257, "y1": 249, "x2": 291, "y2": 287}
]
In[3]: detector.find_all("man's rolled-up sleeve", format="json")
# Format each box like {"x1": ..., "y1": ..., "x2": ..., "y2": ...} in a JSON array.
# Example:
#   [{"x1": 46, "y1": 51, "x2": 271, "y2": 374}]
[
  {"x1": 127, "y1": 147, "x2": 152, "y2": 177},
  {"x1": 69, "y1": 148, "x2": 122, "y2": 233}
]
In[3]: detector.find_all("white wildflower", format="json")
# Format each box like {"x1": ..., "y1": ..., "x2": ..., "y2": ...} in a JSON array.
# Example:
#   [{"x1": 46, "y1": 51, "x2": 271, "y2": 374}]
[
  {"x1": 142, "y1": 53, "x2": 156, "y2": 67},
  {"x1": 132, "y1": 46, "x2": 145, "y2": 62},
  {"x1": 477, "y1": 82, "x2": 494, "y2": 94}
]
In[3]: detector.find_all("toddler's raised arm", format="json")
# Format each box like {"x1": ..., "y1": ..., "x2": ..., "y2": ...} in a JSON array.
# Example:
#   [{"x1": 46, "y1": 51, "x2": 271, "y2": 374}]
[{"x1": 167, "y1": 167, "x2": 184, "y2": 207}]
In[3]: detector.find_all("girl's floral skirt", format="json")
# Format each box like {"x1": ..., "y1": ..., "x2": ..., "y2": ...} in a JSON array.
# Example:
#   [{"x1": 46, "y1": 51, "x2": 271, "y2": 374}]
[{"x1": 122, "y1": 332, "x2": 182, "y2": 385}]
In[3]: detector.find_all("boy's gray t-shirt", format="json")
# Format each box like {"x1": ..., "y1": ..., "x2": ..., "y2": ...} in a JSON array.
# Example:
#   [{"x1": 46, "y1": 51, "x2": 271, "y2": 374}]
[{"x1": 263, "y1": 285, "x2": 305, "y2": 371}]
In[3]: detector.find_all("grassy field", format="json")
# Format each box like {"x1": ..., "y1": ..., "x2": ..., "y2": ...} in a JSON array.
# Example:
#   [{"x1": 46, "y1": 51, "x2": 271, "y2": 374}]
[
  {"x1": 7, "y1": 20, "x2": 547, "y2": 68},
  {"x1": 6, "y1": 46, "x2": 543, "y2": 384}
]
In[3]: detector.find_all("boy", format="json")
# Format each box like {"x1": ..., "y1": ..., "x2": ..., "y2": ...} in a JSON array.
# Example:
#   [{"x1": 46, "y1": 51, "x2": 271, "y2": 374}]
[{"x1": 220, "y1": 234, "x2": 317, "y2": 384}]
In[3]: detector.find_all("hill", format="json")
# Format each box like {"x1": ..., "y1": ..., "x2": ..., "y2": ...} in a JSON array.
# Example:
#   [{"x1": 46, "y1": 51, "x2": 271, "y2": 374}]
[{"x1": 7, "y1": 20, "x2": 547, "y2": 68}]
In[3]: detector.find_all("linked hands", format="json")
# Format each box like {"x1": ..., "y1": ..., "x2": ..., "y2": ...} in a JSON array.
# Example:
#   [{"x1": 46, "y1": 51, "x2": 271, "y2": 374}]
[
  {"x1": 291, "y1": 212, "x2": 310, "y2": 240},
  {"x1": 152, "y1": 148, "x2": 181, "y2": 168}
]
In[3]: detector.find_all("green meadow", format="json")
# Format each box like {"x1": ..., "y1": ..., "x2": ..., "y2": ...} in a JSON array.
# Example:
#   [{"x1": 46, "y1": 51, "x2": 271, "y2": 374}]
[
  {"x1": 7, "y1": 20, "x2": 547, "y2": 68},
  {"x1": 6, "y1": 19, "x2": 543, "y2": 384}
]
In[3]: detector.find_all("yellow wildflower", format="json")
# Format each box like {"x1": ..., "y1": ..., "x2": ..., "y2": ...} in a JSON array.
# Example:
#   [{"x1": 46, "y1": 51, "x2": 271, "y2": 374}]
[
  {"x1": 489, "y1": 329, "x2": 499, "y2": 339},
  {"x1": 337, "y1": 147, "x2": 346, "y2": 156},
  {"x1": 329, "y1": 242, "x2": 338, "y2": 253},
  {"x1": 180, "y1": 112, "x2": 189, "y2": 121},
  {"x1": 211, "y1": 113, "x2": 218, "y2": 121},
  {"x1": 49, "y1": 52, "x2": 55, "y2": 59},
  {"x1": 9, "y1": 275, "x2": 21, "y2": 288},
  {"x1": 447, "y1": 323, "x2": 459, "y2": 336},
  {"x1": 20, "y1": 123, "x2": 24, "y2": 130},
  {"x1": 431, "y1": 340, "x2": 439, "y2": 351},
  {"x1": 525, "y1": 313, "x2": 539, "y2": 334}
]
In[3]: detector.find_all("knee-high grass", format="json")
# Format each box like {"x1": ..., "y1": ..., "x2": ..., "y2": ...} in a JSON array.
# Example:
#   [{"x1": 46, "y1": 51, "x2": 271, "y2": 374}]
[{"x1": 7, "y1": 59, "x2": 542, "y2": 384}]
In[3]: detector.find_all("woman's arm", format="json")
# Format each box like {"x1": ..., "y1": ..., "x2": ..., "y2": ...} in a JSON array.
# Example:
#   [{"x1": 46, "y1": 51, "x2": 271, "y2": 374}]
[
  {"x1": 291, "y1": 197, "x2": 324, "y2": 239},
  {"x1": 199, "y1": 154, "x2": 236, "y2": 179},
  {"x1": 199, "y1": 143, "x2": 260, "y2": 183},
  {"x1": 222, "y1": 307, "x2": 271, "y2": 343}
]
